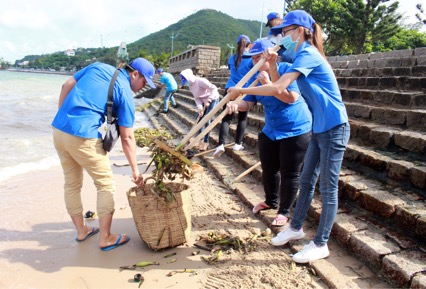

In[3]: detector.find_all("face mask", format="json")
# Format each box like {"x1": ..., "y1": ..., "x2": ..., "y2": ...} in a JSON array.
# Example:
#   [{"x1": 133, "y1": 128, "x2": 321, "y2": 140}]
[{"x1": 280, "y1": 30, "x2": 299, "y2": 52}]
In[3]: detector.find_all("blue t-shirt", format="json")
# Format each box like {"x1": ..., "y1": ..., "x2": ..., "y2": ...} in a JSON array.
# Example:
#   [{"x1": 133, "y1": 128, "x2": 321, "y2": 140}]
[
  {"x1": 288, "y1": 41, "x2": 348, "y2": 133},
  {"x1": 52, "y1": 62, "x2": 135, "y2": 139},
  {"x1": 226, "y1": 52, "x2": 254, "y2": 89},
  {"x1": 244, "y1": 62, "x2": 312, "y2": 140},
  {"x1": 160, "y1": 72, "x2": 178, "y2": 91}
]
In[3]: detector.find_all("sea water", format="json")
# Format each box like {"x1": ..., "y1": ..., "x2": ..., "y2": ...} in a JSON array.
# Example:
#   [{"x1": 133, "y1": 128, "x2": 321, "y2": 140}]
[{"x1": 0, "y1": 70, "x2": 153, "y2": 183}]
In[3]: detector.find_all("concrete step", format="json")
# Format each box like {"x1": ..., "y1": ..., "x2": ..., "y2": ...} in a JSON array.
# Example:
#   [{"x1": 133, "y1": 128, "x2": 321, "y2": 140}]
[
  {"x1": 336, "y1": 76, "x2": 426, "y2": 91},
  {"x1": 349, "y1": 118, "x2": 426, "y2": 155},
  {"x1": 140, "y1": 99, "x2": 426, "y2": 288},
  {"x1": 340, "y1": 87, "x2": 426, "y2": 108},
  {"x1": 338, "y1": 169, "x2": 426, "y2": 242},
  {"x1": 333, "y1": 65, "x2": 426, "y2": 77},
  {"x1": 174, "y1": 88, "x2": 266, "y2": 119},
  {"x1": 344, "y1": 142, "x2": 426, "y2": 193},
  {"x1": 345, "y1": 101, "x2": 426, "y2": 130}
]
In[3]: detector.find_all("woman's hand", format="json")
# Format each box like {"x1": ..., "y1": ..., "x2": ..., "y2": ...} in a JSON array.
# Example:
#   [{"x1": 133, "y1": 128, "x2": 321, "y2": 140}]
[
  {"x1": 198, "y1": 107, "x2": 204, "y2": 117},
  {"x1": 226, "y1": 101, "x2": 239, "y2": 114},
  {"x1": 264, "y1": 48, "x2": 278, "y2": 65},
  {"x1": 227, "y1": 87, "x2": 240, "y2": 100},
  {"x1": 132, "y1": 172, "x2": 144, "y2": 188},
  {"x1": 257, "y1": 71, "x2": 271, "y2": 85}
]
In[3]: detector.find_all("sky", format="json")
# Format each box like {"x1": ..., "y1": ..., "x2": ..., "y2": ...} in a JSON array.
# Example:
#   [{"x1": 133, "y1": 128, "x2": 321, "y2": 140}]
[{"x1": 1, "y1": 0, "x2": 423, "y2": 63}]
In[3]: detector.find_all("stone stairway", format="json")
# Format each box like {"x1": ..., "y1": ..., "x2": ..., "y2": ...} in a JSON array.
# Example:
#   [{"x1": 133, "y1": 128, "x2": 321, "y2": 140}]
[{"x1": 138, "y1": 47, "x2": 426, "y2": 289}]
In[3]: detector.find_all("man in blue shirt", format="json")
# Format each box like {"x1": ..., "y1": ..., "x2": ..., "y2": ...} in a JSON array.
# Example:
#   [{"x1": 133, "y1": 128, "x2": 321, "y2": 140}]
[
  {"x1": 52, "y1": 57, "x2": 155, "y2": 251},
  {"x1": 157, "y1": 68, "x2": 178, "y2": 113}
]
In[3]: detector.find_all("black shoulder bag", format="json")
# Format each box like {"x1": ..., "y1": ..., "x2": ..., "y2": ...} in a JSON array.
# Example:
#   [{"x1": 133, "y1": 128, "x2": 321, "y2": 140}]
[{"x1": 102, "y1": 69, "x2": 120, "y2": 152}]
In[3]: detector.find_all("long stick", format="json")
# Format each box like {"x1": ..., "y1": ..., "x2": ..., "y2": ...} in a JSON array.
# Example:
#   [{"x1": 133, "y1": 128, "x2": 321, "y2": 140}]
[
  {"x1": 223, "y1": 161, "x2": 262, "y2": 190},
  {"x1": 153, "y1": 138, "x2": 192, "y2": 166},
  {"x1": 192, "y1": 143, "x2": 235, "y2": 157},
  {"x1": 175, "y1": 45, "x2": 280, "y2": 151},
  {"x1": 184, "y1": 80, "x2": 259, "y2": 151},
  {"x1": 234, "y1": 161, "x2": 261, "y2": 182}
]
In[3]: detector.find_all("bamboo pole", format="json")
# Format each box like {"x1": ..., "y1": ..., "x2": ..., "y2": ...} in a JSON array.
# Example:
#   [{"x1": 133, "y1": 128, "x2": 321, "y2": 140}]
[
  {"x1": 175, "y1": 45, "x2": 280, "y2": 151},
  {"x1": 184, "y1": 80, "x2": 259, "y2": 151}
]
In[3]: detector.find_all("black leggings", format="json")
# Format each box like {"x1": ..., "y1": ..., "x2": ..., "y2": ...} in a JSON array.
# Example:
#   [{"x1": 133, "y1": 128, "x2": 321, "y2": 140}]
[
  {"x1": 258, "y1": 131, "x2": 311, "y2": 216},
  {"x1": 218, "y1": 108, "x2": 248, "y2": 145},
  {"x1": 218, "y1": 88, "x2": 247, "y2": 145}
]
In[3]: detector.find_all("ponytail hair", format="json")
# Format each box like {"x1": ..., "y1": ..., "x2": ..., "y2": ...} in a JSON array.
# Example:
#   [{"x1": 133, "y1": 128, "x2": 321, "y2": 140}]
[
  {"x1": 234, "y1": 37, "x2": 250, "y2": 69},
  {"x1": 303, "y1": 23, "x2": 326, "y2": 58}
]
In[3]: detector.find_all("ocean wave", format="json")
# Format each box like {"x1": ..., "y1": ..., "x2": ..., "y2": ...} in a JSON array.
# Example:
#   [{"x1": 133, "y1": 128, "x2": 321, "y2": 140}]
[{"x1": 0, "y1": 156, "x2": 60, "y2": 183}]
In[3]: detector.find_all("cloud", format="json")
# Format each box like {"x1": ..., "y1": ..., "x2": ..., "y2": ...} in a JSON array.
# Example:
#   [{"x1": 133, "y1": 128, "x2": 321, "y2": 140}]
[{"x1": 1, "y1": 0, "x2": 420, "y2": 63}]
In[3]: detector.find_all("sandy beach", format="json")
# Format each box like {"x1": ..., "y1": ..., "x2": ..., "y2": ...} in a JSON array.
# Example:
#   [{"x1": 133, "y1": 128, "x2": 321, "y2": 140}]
[{"x1": 0, "y1": 139, "x2": 325, "y2": 289}]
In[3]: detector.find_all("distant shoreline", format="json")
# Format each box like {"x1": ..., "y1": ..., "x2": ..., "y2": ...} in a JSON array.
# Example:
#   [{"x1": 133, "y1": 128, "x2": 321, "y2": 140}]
[{"x1": 4, "y1": 68, "x2": 74, "y2": 76}]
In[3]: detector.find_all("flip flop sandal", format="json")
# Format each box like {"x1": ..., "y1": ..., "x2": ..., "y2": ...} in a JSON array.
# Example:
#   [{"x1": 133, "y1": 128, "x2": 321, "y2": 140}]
[
  {"x1": 252, "y1": 202, "x2": 271, "y2": 214},
  {"x1": 271, "y1": 215, "x2": 289, "y2": 226},
  {"x1": 100, "y1": 234, "x2": 131, "y2": 251},
  {"x1": 75, "y1": 227, "x2": 100, "y2": 242}
]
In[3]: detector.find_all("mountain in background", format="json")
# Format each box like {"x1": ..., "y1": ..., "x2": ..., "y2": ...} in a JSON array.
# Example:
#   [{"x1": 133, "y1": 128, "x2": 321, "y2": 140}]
[
  {"x1": 128, "y1": 9, "x2": 267, "y2": 57},
  {"x1": 16, "y1": 9, "x2": 268, "y2": 67}
]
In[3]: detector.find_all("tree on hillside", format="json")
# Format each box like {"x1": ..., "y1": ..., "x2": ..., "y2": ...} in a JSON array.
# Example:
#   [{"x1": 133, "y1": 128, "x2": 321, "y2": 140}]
[
  {"x1": 373, "y1": 27, "x2": 426, "y2": 51},
  {"x1": 152, "y1": 53, "x2": 171, "y2": 70},
  {"x1": 287, "y1": 0, "x2": 402, "y2": 55}
]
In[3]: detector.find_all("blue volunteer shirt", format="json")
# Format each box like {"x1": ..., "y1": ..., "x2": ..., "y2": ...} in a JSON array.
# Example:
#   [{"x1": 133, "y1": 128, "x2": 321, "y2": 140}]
[
  {"x1": 288, "y1": 41, "x2": 348, "y2": 133},
  {"x1": 160, "y1": 72, "x2": 178, "y2": 91},
  {"x1": 244, "y1": 62, "x2": 312, "y2": 140},
  {"x1": 52, "y1": 62, "x2": 135, "y2": 139},
  {"x1": 225, "y1": 52, "x2": 254, "y2": 89}
]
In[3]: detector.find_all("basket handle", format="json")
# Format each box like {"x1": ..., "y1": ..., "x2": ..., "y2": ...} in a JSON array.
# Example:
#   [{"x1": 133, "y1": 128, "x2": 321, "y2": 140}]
[{"x1": 136, "y1": 176, "x2": 154, "y2": 194}]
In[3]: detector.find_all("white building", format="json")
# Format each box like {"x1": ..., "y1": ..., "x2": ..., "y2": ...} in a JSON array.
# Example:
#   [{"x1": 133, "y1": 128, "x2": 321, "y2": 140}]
[{"x1": 65, "y1": 49, "x2": 75, "y2": 56}]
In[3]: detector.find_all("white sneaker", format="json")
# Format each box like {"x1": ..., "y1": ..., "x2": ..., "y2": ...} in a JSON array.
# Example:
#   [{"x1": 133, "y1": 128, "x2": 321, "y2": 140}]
[
  {"x1": 292, "y1": 241, "x2": 330, "y2": 263},
  {"x1": 213, "y1": 144, "x2": 225, "y2": 158},
  {"x1": 233, "y1": 143, "x2": 244, "y2": 151},
  {"x1": 271, "y1": 227, "x2": 305, "y2": 246}
]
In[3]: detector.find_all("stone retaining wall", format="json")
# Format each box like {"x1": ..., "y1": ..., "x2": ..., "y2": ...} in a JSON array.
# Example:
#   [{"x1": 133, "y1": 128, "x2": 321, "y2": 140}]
[
  {"x1": 168, "y1": 45, "x2": 221, "y2": 76},
  {"x1": 327, "y1": 47, "x2": 426, "y2": 69}
]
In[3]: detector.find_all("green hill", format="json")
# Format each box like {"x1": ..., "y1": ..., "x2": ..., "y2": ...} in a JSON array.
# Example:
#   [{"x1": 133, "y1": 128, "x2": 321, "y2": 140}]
[
  {"x1": 128, "y1": 9, "x2": 267, "y2": 57},
  {"x1": 16, "y1": 9, "x2": 268, "y2": 68}
]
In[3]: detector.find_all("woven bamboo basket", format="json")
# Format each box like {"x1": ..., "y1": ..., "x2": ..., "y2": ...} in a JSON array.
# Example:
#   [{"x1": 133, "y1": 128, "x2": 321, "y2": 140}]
[{"x1": 127, "y1": 181, "x2": 191, "y2": 251}]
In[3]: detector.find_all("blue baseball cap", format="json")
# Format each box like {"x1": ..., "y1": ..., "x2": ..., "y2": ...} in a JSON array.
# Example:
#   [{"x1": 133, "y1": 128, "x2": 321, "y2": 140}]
[
  {"x1": 266, "y1": 12, "x2": 281, "y2": 27},
  {"x1": 237, "y1": 34, "x2": 251, "y2": 44},
  {"x1": 242, "y1": 38, "x2": 274, "y2": 57},
  {"x1": 157, "y1": 68, "x2": 164, "y2": 74},
  {"x1": 270, "y1": 10, "x2": 315, "y2": 35},
  {"x1": 127, "y1": 58, "x2": 156, "y2": 88}
]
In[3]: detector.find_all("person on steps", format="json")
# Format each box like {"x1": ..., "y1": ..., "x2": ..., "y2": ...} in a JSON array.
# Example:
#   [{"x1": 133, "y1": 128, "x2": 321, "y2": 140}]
[
  {"x1": 179, "y1": 68, "x2": 220, "y2": 151},
  {"x1": 213, "y1": 34, "x2": 253, "y2": 158},
  {"x1": 157, "y1": 68, "x2": 178, "y2": 114},
  {"x1": 227, "y1": 38, "x2": 312, "y2": 228},
  {"x1": 228, "y1": 10, "x2": 350, "y2": 263}
]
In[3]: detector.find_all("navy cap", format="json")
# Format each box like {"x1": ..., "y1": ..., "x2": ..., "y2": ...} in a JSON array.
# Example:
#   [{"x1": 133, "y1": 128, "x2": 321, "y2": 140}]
[
  {"x1": 270, "y1": 10, "x2": 315, "y2": 34},
  {"x1": 237, "y1": 34, "x2": 251, "y2": 44},
  {"x1": 157, "y1": 68, "x2": 164, "y2": 74},
  {"x1": 127, "y1": 58, "x2": 156, "y2": 88},
  {"x1": 242, "y1": 38, "x2": 275, "y2": 57},
  {"x1": 266, "y1": 12, "x2": 281, "y2": 27}
]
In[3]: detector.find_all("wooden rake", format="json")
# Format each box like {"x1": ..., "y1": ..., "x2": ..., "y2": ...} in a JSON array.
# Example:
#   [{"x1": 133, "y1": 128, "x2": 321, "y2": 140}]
[
  {"x1": 183, "y1": 79, "x2": 259, "y2": 151},
  {"x1": 223, "y1": 161, "x2": 261, "y2": 190},
  {"x1": 175, "y1": 44, "x2": 281, "y2": 152},
  {"x1": 151, "y1": 45, "x2": 280, "y2": 167}
]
